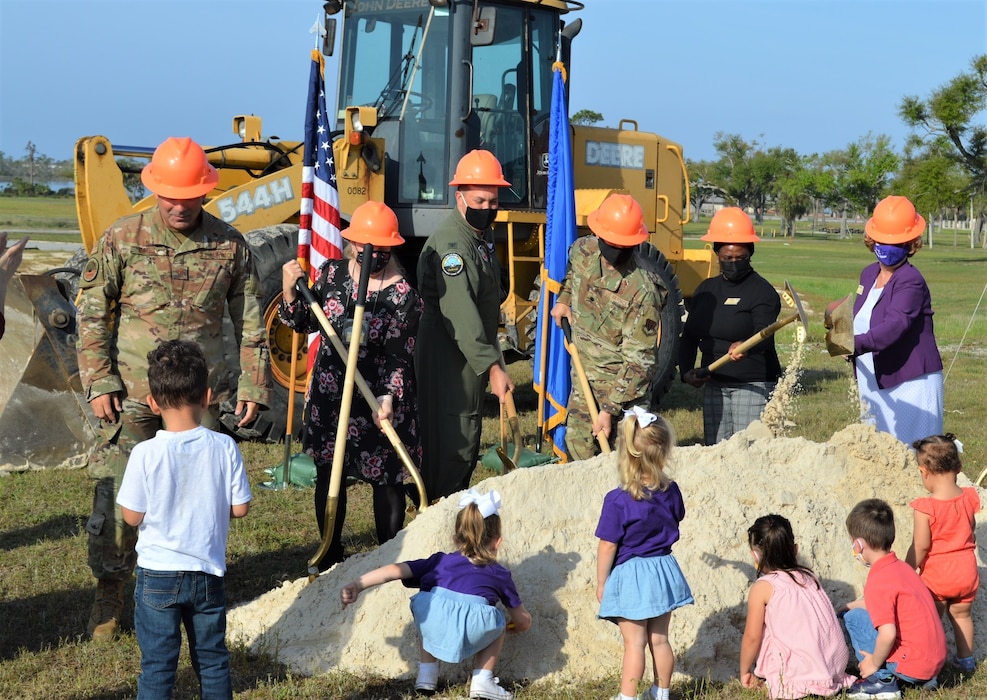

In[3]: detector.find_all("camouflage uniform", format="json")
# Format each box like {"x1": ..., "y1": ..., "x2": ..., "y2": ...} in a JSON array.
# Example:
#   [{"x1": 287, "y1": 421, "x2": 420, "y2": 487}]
[
  {"x1": 416, "y1": 212, "x2": 502, "y2": 501},
  {"x1": 556, "y1": 236, "x2": 666, "y2": 461},
  {"x1": 76, "y1": 206, "x2": 270, "y2": 583}
]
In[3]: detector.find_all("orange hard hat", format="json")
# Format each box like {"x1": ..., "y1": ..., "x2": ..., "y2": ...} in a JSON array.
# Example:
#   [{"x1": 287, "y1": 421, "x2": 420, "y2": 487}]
[
  {"x1": 448, "y1": 149, "x2": 511, "y2": 187},
  {"x1": 701, "y1": 207, "x2": 760, "y2": 243},
  {"x1": 865, "y1": 195, "x2": 926, "y2": 244},
  {"x1": 587, "y1": 193, "x2": 648, "y2": 246},
  {"x1": 341, "y1": 201, "x2": 404, "y2": 247},
  {"x1": 141, "y1": 137, "x2": 219, "y2": 199}
]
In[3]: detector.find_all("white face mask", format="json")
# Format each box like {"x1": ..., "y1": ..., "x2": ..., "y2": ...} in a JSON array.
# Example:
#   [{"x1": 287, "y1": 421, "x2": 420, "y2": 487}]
[{"x1": 852, "y1": 539, "x2": 870, "y2": 568}]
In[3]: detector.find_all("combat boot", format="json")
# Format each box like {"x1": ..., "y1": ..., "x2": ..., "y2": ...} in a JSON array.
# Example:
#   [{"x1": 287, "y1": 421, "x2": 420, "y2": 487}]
[{"x1": 86, "y1": 578, "x2": 125, "y2": 640}]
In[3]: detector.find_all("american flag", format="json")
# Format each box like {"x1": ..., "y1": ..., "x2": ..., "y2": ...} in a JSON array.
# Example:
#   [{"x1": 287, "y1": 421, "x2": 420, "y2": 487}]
[{"x1": 299, "y1": 49, "x2": 343, "y2": 362}]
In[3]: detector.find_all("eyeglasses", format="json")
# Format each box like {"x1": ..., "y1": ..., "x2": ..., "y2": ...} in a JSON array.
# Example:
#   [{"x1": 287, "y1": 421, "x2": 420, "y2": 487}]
[{"x1": 718, "y1": 254, "x2": 750, "y2": 263}]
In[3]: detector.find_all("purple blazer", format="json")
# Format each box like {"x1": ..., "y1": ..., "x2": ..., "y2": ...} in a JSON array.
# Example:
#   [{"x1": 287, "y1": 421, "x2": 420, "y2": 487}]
[{"x1": 853, "y1": 261, "x2": 942, "y2": 389}]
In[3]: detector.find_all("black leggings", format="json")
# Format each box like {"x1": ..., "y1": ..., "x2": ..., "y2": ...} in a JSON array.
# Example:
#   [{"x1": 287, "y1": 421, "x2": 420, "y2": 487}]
[{"x1": 313, "y1": 464, "x2": 406, "y2": 570}]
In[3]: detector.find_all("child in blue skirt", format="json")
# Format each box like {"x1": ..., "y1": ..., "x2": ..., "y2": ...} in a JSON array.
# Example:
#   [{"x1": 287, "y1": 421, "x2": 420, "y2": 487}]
[
  {"x1": 596, "y1": 407, "x2": 694, "y2": 700},
  {"x1": 341, "y1": 488, "x2": 531, "y2": 700}
]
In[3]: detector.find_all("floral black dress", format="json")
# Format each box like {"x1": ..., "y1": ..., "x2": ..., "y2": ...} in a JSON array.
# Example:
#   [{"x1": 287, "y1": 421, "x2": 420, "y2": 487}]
[{"x1": 278, "y1": 259, "x2": 423, "y2": 486}]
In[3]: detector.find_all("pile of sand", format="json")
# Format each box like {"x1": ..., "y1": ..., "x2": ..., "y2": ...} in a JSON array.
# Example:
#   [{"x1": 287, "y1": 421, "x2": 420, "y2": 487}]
[{"x1": 228, "y1": 422, "x2": 987, "y2": 687}]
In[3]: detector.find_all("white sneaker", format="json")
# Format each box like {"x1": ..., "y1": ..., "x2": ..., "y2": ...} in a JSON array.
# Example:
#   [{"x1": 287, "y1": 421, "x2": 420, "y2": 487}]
[
  {"x1": 469, "y1": 675, "x2": 513, "y2": 700},
  {"x1": 414, "y1": 675, "x2": 437, "y2": 696},
  {"x1": 414, "y1": 681, "x2": 436, "y2": 696}
]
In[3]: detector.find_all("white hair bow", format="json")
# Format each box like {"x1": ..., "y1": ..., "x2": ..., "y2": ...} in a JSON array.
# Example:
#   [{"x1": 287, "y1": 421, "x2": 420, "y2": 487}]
[
  {"x1": 624, "y1": 405, "x2": 658, "y2": 429},
  {"x1": 458, "y1": 488, "x2": 502, "y2": 518},
  {"x1": 955, "y1": 438, "x2": 964, "y2": 454}
]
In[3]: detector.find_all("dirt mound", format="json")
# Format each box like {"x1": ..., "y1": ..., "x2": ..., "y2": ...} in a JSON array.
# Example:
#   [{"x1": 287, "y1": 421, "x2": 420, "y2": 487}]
[{"x1": 228, "y1": 423, "x2": 987, "y2": 687}]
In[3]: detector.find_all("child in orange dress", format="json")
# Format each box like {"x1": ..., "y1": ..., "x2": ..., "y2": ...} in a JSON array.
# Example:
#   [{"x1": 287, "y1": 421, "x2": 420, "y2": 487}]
[{"x1": 906, "y1": 433, "x2": 980, "y2": 674}]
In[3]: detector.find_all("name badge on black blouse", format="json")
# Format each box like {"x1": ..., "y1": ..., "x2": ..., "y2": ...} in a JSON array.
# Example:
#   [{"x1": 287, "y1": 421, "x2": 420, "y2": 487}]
[{"x1": 342, "y1": 317, "x2": 369, "y2": 346}]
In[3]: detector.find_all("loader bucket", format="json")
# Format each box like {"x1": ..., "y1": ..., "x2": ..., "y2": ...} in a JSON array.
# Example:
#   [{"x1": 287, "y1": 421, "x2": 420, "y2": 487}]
[{"x1": 0, "y1": 274, "x2": 97, "y2": 472}]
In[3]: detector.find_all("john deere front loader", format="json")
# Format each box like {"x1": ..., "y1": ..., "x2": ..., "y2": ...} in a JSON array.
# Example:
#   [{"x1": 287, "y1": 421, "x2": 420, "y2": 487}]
[{"x1": 0, "y1": 0, "x2": 715, "y2": 471}]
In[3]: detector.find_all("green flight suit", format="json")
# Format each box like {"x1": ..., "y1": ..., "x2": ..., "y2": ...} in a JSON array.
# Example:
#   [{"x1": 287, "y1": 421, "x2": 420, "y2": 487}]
[{"x1": 416, "y1": 212, "x2": 502, "y2": 501}]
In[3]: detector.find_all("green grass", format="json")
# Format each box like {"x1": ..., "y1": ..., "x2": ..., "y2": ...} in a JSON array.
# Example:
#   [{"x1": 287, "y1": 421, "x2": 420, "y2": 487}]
[
  {"x1": 2, "y1": 233, "x2": 986, "y2": 698},
  {"x1": 0, "y1": 195, "x2": 78, "y2": 230}
]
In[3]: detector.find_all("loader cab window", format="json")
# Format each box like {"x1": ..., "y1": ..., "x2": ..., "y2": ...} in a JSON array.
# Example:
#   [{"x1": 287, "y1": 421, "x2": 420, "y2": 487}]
[
  {"x1": 471, "y1": 4, "x2": 557, "y2": 208},
  {"x1": 337, "y1": 3, "x2": 452, "y2": 205}
]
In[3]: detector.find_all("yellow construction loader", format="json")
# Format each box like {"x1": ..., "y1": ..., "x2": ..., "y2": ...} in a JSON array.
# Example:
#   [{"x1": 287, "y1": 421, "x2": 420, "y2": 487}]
[{"x1": 0, "y1": 0, "x2": 716, "y2": 471}]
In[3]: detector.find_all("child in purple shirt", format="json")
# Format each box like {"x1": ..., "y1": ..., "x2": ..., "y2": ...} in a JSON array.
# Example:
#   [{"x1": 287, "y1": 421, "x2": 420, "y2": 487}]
[
  {"x1": 341, "y1": 488, "x2": 531, "y2": 700},
  {"x1": 596, "y1": 407, "x2": 694, "y2": 700}
]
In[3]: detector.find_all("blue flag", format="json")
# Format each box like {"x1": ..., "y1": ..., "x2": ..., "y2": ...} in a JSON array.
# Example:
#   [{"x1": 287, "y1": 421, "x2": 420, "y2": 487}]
[{"x1": 533, "y1": 64, "x2": 577, "y2": 460}]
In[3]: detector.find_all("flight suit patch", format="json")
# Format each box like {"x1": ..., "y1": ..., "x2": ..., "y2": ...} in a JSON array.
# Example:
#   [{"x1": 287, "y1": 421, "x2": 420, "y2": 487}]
[
  {"x1": 441, "y1": 252, "x2": 464, "y2": 276},
  {"x1": 82, "y1": 258, "x2": 100, "y2": 283}
]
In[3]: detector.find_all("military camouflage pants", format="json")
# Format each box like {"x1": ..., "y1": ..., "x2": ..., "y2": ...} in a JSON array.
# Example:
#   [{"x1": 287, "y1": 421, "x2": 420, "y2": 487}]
[
  {"x1": 564, "y1": 382, "x2": 619, "y2": 462},
  {"x1": 86, "y1": 399, "x2": 218, "y2": 581}
]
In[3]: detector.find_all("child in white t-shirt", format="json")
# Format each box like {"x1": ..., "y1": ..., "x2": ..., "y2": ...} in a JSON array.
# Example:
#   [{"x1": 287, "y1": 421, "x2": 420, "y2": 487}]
[{"x1": 117, "y1": 340, "x2": 251, "y2": 699}]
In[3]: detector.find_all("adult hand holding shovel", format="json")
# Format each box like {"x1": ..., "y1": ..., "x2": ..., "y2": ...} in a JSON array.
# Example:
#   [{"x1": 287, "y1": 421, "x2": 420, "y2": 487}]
[
  {"x1": 551, "y1": 303, "x2": 611, "y2": 454},
  {"x1": 689, "y1": 280, "x2": 808, "y2": 381},
  {"x1": 295, "y1": 203, "x2": 428, "y2": 580},
  {"x1": 306, "y1": 238, "x2": 374, "y2": 579},
  {"x1": 291, "y1": 280, "x2": 429, "y2": 517}
]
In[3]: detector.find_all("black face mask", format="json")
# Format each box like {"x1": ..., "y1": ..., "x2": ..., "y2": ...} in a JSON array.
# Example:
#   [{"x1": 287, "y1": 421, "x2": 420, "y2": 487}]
[
  {"x1": 719, "y1": 258, "x2": 753, "y2": 282},
  {"x1": 463, "y1": 205, "x2": 497, "y2": 231},
  {"x1": 598, "y1": 238, "x2": 634, "y2": 267},
  {"x1": 460, "y1": 193, "x2": 497, "y2": 231},
  {"x1": 356, "y1": 250, "x2": 391, "y2": 273}
]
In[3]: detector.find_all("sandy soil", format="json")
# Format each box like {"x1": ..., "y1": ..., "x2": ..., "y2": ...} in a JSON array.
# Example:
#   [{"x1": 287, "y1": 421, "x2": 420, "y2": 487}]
[{"x1": 228, "y1": 422, "x2": 987, "y2": 688}]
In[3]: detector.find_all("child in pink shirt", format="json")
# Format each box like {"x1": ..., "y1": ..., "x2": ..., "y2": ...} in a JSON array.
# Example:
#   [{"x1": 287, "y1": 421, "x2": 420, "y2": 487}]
[{"x1": 740, "y1": 514, "x2": 854, "y2": 699}]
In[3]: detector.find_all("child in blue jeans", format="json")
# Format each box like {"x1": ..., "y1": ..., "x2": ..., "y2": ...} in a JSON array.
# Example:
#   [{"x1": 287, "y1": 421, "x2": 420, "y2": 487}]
[
  {"x1": 117, "y1": 340, "x2": 251, "y2": 699},
  {"x1": 841, "y1": 499, "x2": 945, "y2": 699}
]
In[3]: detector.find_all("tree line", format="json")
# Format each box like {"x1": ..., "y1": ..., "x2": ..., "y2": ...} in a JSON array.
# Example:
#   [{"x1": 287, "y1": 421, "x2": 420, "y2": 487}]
[
  {"x1": 0, "y1": 142, "x2": 74, "y2": 196},
  {"x1": 689, "y1": 56, "x2": 987, "y2": 246},
  {"x1": 581, "y1": 55, "x2": 987, "y2": 247}
]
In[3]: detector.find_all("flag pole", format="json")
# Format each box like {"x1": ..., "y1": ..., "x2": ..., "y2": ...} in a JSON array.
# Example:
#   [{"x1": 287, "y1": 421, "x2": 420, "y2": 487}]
[
  {"x1": 279, "y1": 334, "x2": 301, "y2": 489},
  {"x1": 535, "y1": 267, "x2": 549, "y2": 452},
  {"x1": 535, "y1": 52, "x2": 562, "y2": 451}
]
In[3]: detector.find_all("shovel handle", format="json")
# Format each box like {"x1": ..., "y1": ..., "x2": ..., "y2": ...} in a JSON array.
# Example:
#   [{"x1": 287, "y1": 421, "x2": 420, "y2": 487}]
[
  {"x1": 697, "y1": 281, "x2": 806, "y2": 379},
  {"x1": 294, "y1": 279, "x2": 429, "y2": 572},
  {"x1": 308, "y1": 246, "x2": 374, "y2": 577},
  {"x1": 704, "y1": 312, "x2": 800, "y2": 374},
  {"x1": 503, "y1": 390, "x2": 523, "y2": 466},
  {"x1": 560, "y1": 317, "x2": 611, "y2": 454}
]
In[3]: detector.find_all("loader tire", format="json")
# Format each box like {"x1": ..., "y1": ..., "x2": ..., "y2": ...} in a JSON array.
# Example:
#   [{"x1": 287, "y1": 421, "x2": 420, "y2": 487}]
[
  {"x1": 636, "y1": 243, "x2": 683, "y2": 410},
  {"x1": 225, "y1": 224, "x2": 307, "y2": 443}
]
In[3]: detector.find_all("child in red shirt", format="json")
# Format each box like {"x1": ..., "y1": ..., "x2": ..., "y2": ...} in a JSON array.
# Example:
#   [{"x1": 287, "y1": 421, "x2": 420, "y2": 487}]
[
  {"x1": 841, "y1": 499, "x2": 945, "y2": 699},
  {"x1": 906, "y1": 434, "x2": 980, "y2": 674}
]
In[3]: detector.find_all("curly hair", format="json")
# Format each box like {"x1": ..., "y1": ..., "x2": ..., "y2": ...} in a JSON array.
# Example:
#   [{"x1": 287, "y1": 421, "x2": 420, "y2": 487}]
[{"x1": 912, "y1": 433, "x2": 962, "y2": 475}]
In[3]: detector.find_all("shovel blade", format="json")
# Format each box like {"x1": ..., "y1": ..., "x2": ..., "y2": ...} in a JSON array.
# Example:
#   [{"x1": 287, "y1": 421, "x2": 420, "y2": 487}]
[{"x1": 495, "y1": 446, "x2": 518, "y2": 473}]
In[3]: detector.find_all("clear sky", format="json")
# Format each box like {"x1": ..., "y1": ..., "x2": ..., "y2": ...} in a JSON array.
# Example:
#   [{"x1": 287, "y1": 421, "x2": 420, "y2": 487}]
[{"x1": 1, "y1": 0, "x2": 985, "y2": 164}]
